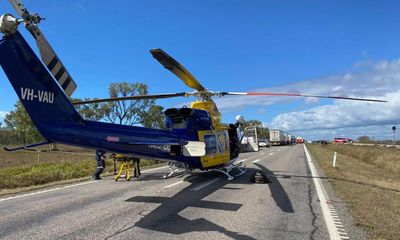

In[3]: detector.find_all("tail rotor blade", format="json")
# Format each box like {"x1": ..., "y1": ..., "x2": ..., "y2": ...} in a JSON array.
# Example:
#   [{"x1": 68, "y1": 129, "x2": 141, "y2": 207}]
[
  {"x1": 222, "y1": 92, "x2": 387, "y2": 103},
  {"x1": 8, "y1": 0, "x2": 77, "y2": 96},
  {"x1": 33, "y1": 27, "x2": 77, "y2": 96}
]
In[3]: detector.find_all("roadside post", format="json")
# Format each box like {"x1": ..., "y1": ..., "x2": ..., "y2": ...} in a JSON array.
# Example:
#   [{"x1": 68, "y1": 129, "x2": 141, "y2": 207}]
[
  {"x1": 392, "y1": 126, "x2": 396, "y2": 145},
  {"x1": 333, "y1": 152, "x2": 337, "y2": 167}
]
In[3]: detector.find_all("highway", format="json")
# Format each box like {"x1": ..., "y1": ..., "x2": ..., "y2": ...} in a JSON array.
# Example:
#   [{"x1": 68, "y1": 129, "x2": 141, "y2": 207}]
[{"x1": 0, "y1": 145, "x2": 362, "y2": 240}]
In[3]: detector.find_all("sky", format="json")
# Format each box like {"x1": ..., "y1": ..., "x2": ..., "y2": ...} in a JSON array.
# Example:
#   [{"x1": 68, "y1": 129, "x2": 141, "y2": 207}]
[{"x1": 1, "y1": 0, "x2": 400, "y2": 140}]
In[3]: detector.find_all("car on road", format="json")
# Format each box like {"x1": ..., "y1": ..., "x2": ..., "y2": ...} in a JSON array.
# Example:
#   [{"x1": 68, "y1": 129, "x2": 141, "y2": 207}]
[{"x1": 258, "y1": 139, "x2": 271, "y2": 148}]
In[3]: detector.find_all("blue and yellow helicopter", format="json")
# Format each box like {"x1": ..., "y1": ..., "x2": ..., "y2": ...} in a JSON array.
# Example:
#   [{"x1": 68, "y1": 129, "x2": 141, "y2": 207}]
[{"x1": 0, "y1": 1, "x2": 386, "y2": 180}]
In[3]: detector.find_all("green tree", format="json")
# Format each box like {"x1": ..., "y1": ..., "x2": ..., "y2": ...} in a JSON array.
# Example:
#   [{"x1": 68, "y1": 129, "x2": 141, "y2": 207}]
[
  {"x1": 357, "y1": 136, "x2": 372, "y2": 143},
  {"x1": 4, "y1": 101, "x2": 43, "y2": 145},
  {"x1": 72, "y1": 98, "x2": 104, "y2": 121},
  {"x1": 101, "y1": 82, "x2": 154, "y2": 125},
  {"x1": 242, "y1": 119, "x2": 269, "y2": 140},
  {"x1": 141, "y1": 105, "x2": 166, "y2": 129}
]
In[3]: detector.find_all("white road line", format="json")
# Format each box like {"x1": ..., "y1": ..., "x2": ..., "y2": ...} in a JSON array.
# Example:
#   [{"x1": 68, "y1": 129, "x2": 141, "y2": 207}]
[
  {"x1": 252, "y1": 159, "x2": 260, "y2": 163},
  {"x1": 237, "y1": 159, "x2": 247, "y2": 163},
  {"x1": 142, "y1": 165, "x2": 169, "y2": 173},
  {"x1": 162, "y1": 180, "x2": 184, "y2": 189},
  {"x1": 0, "y1": 165, "x2": 171, "y2": 203},
  {"x1": 190, "y1": 178, "x2": 220, "y2": 191},
  {"x1": 304, "y1": 145, "x2": 343, "y2": 240},
  {"x1": 259, "y1": 152, "x2": 265, "y2": 155},
  {"x1": 0, "y1": 181, "x2": 98, "y2": 202},
  {"x1": 269, "y1": 152, "x2": 274, "y2": 156}
]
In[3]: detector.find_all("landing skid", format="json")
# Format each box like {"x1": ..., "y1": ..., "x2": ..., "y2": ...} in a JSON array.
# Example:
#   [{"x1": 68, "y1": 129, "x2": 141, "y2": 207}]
[
  {"x1": 163, "y1": 161, "x2": 191, "y2": 179},
  {"x1": 211, "y1": 161, "x2": 246, "y2": 181}
]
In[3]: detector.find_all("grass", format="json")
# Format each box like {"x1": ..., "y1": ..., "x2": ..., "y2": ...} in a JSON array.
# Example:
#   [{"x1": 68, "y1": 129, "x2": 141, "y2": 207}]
[
  {"x1": 0, "y1": 144, "x2": 160, "y2": 192},
  {"x1": 307, "y1": 144, "x2": 400, "y2": 240}
]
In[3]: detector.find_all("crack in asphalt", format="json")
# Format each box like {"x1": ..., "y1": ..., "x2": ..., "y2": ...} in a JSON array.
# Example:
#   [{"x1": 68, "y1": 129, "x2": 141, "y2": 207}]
[{"x1": 307, "y1": 183, "x2": 318, "y2": 240}]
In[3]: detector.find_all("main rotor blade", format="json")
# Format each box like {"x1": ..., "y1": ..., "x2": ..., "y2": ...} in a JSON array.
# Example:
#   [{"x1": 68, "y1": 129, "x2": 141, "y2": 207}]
[
  {"x1": 222, "y1": 92, "x2": 387, "y2": 102},
  {"x1": 150, "y1": 49, "x2": 206, "y2": 91},
  {"x1": 9, "y1": 0, "x2": 77, "y2": 96},
  {"x1": 72, "y1": 92, "x2": 187, "y2": 105}
]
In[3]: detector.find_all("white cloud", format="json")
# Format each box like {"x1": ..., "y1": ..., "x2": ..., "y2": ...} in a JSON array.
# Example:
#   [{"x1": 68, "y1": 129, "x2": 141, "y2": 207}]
[
  {"x1": 269, "y1": 91, "x2": 400, "y2": 131},
  {"x1": 261, "y1": 59, "x2": 400, "y2": 139},
  {"x1": 0, "y1": 110, "x2": 8, "y2": 124},
  {"x1": 215, "y1": 59, "x2": 400, "y2": 112}
]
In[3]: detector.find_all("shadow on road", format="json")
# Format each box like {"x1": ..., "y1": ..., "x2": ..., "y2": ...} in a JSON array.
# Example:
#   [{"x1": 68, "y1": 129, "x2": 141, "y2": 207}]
[
  {"x1": 106, "y1": 170, "x2": 256, "y2": 240},
  {"x1": 253, "y1": 163, "x2": 295, "y2": 213}
]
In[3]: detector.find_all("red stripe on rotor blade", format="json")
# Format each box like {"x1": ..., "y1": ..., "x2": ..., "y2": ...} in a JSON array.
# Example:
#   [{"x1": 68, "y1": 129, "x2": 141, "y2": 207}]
[{"x1": 246, "y1": 92, "x2": 301, "y2": 97}]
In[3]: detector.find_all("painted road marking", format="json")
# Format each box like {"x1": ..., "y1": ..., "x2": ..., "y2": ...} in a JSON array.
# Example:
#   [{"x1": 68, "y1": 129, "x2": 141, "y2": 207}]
[
  {"x1": 142, "y1": 165, "x2": 169, "y2": 173},
  {"x1": 238, "y1": 159, "x2": 247, "y2": 163},
  {"x1": 0, "y1": 165, "x2": 171, "y2": 203},
  {"x1": 190, "y1": 178, "x2": 220, "y2": 191},
  {"x1": 162, "y1": 180, "x2": 184, "y2": 189},
  {"x1": 259, "y1": 152, "x2": 265, "y2": 155},
  {"x1": 252, "y1": 159, "x2": 260, "y2": 163},
  {"x1": 0, "y1": 181, "x2": 98, "y2": 202},
  {"x1": 269, "y1": 152, "x2": 274, "y2": 156},
  {"x1": 304, "y1": 145, "x2": 348, "y2": 240}
]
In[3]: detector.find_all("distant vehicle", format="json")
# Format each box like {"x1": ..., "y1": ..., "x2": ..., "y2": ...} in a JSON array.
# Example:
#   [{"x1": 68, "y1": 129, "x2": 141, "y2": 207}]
[
  {"x1": 333, "y1": 138, "x2": 352, "y2": 143},
  {"x1": 269, "y1": 129, "x2": 286, "y2": 146},
  {"x1": 296, "y1": 138, "x2": 305, "y2": 144},
  {"x1": 258, "y1": 140, "x2": 271, "y2": 148}
]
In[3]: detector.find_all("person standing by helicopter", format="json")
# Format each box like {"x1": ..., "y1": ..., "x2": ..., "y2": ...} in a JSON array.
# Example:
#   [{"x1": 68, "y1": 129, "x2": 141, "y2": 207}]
[
  {"x1": 132, "y1": 157, "x2": 141, "y2": 178},
  {"x1": 93, "y1": 150, "x2": 106, "y2": 180}
]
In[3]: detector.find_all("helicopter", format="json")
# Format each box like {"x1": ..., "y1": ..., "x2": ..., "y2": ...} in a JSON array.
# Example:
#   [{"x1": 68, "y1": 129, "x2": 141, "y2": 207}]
[{"x1": 0, "y1": 0, "x2": 386, "y2": 180}]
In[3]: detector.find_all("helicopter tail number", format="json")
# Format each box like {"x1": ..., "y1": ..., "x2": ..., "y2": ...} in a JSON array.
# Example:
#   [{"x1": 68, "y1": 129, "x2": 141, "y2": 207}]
[{"x1": 20, "y1": 87, "x2": 54, "y2": 103}]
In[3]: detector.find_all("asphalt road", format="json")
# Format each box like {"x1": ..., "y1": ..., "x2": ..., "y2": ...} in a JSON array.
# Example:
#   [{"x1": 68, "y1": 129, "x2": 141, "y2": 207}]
[{"x1": 0, "y1": 145, "x2": 359, "y2": 240}]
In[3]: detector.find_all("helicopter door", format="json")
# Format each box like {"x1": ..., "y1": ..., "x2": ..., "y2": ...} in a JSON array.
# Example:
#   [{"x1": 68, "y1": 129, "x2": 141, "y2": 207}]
[{"x1": 240, "y1": 126, "x2": 259, "y2": 152}]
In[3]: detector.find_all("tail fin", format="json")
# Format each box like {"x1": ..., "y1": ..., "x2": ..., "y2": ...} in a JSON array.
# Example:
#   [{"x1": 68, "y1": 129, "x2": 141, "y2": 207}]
[{"x1": 0, "y1": 31, "x2": 82, "y2": 132}]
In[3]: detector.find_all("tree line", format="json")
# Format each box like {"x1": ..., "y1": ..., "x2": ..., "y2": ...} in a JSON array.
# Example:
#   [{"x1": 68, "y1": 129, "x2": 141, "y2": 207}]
[
  {"x1": 0, "y1": 81, "x2": 270, "y2": 146},
  {"x1": 0, "y1": 82, "x2": 165, "y2": 145}
]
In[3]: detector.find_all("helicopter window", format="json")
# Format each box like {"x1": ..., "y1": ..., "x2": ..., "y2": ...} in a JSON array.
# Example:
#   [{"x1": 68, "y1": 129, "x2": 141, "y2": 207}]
[
  {"x1": 171, "y1": 117, "x2": 187, "y2": 129},
  {"x1": 204, "y1": 135, "x2": 217, "y2": 154}
]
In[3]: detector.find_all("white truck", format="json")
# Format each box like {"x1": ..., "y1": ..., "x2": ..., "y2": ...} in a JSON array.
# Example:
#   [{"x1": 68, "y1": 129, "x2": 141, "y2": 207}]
[{"x1": 269, "y1": 129, "x2": 286, "y2": 146}]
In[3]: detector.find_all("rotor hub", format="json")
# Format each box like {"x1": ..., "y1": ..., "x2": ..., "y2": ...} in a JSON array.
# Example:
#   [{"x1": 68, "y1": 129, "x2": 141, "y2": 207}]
[{"x1": 0, "y1": 13, "x2": 19, "y2": 35}]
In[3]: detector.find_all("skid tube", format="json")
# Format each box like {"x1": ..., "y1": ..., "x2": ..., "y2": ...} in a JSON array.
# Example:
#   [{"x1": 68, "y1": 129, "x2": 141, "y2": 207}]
[
  {"x1": 211, "y1": 161, "x2": 246, "y2": 181},
  {"x1": 163, "y1": 161, "x2": 191, "y2": 179}
]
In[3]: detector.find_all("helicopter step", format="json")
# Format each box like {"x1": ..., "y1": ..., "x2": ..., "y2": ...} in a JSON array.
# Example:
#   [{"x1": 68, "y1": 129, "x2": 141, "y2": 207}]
[
  {"x1": 163, "y1": 161, "x2": 192, "y2": 179},
  {"x1": 211, "y1": 160, "x2": 246, "y2": 181}
]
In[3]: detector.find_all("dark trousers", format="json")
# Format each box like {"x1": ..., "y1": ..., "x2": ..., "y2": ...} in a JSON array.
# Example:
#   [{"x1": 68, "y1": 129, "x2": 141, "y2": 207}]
[
  {"x1": 94, "y1": 160, "x2": 105, "y2": 179},
  {"x1": 133, "y1": 158, "x2": 141, "y2": 177}
]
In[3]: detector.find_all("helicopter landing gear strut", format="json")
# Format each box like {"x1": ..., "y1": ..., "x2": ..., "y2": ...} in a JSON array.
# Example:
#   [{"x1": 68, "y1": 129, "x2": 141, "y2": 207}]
[
  {"x1": 163, "y1": 161, "x2": 191, "y2": 179},
  {"x1": 211, "y1": 161, "x2": 246, "y2": 181}
]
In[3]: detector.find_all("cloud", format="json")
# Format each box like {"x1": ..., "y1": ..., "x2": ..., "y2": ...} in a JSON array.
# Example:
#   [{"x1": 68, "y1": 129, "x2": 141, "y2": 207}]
[
  {"x1": 269, "y1": 91, "x2": 400, "y2": 131},
  {"x1": 260, "y1": 59, "x2": 400, "y2": 139},
  {"x1": 286, "y1": 124, "x2": 397, "y2": 141},
  {"x1": 0, "y1": 110, "x2": 8, "y2": 124},
  {"x1": 215, "y1": 59, "x2": 400, "y2": 112}
]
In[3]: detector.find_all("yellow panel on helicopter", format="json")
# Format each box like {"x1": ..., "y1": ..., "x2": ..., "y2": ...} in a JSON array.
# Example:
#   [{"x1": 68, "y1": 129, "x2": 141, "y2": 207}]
[
  {"x1": 198, "y1": 130, "x2": 230, "y2": 168},
  {"x1": 191, "y1": 101, "x2": 222, "y2": 127}
]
